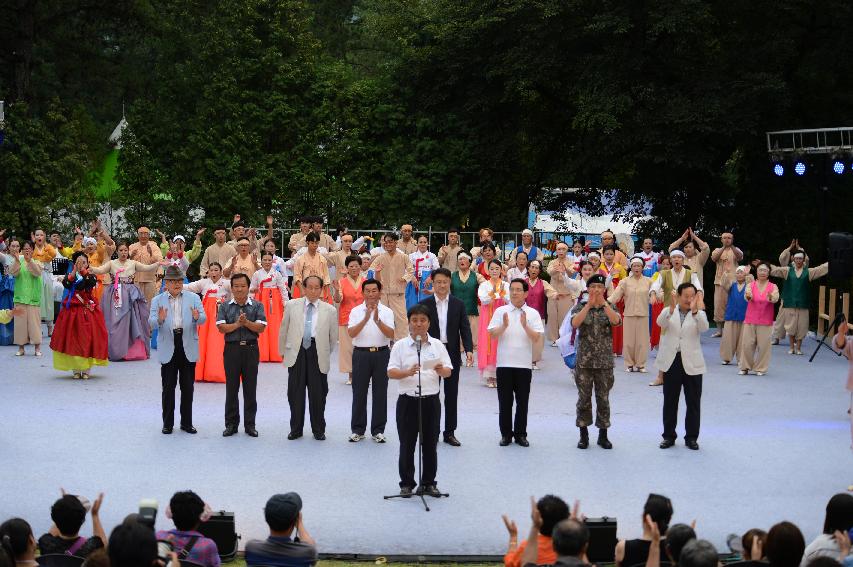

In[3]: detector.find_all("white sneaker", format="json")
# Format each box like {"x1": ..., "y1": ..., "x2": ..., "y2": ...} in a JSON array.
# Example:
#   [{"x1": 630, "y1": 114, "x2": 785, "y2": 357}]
[
  {"x1": 372, "y1": 433, "x2": 387, "y2": 443},
  {"x1": 550, "y1": 341, "x2": 558, "y2": 347},
  {"x1": 788, "y1": 348, "x2": 794, "y2": 355},
  {"x1": 738, "y1": 370, "x2": 748, "y2": 375},
  {"x1": 795, "y1": 350, "x2": 803, "y2": 355},
  {"x1": 348, "y1": 433, "x2": 365, "y2": 443},
  {"x1": 637, "y1": 367, "x2": 647, "y2": 373},
  {"x1": 755, "y1": 371, "x2": 765, "y2": 376},
  {"x1": 532, "y1": 362, "x2": 540, "y2": 371},
  {"x1": 722, "y1": 361, "x2": 730, "y2": 365}
]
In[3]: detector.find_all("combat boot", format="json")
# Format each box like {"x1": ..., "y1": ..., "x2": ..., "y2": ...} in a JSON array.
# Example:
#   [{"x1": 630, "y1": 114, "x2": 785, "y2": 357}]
[
  {"x1": 597, "y1": 428, "x2": 612, "y2": 449},
  {"x1": 577, "y1": 426, "x2": 589, "y2": 449}
]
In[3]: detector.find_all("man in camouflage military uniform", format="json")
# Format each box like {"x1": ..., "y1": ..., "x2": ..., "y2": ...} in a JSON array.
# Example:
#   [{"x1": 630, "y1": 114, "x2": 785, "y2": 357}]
[{"x1": 570, "y1": 274, "x2": 622, "y2": 449}]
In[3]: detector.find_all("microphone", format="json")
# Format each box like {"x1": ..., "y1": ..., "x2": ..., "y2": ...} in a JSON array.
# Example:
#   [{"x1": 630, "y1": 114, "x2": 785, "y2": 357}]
[{"x1": 414, "y1": 334, "x2": 423, "y2": 354}]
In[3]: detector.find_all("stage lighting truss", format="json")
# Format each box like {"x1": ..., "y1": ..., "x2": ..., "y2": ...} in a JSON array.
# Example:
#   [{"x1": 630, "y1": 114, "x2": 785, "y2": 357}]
[{"x1": 766, "y1": 127, "x2": 853, "y2": 177}]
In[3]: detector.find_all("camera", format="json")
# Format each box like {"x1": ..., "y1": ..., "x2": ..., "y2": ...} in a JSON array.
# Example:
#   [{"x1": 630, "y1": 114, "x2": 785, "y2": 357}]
[{"x1": 138, "y1": 498, "x2": 158, "y2": 530}]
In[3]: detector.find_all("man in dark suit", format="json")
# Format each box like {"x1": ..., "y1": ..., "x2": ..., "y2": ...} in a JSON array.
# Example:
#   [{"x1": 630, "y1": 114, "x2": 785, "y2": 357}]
[{"x1": 419, "y1": 267, "x2": 473, "y2": 446}]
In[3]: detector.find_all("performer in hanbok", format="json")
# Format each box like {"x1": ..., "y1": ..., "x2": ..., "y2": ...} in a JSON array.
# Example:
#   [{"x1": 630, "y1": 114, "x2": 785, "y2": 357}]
[
  {"x1": 370, "y1": 233, "x2": 413, "y2": 340},
  {"x1": 769, "y1": 242, "x2": 828, "y2": 355},
  {"x1": 477, "y1": 259, "x2": 509, "y2": 388},
  {"x1": 649, "y1": 254, "x2": 671, "y2": 351},
  {"x1": 507, "y1": 229, "x2": 544, "y2": 267},
  {"x1": 291, "y1": 233, "x2": 332, "y2": 302},
  {"x1": 0, "y1": 238, "x2": 19, "y2": 345},
  {"x1": 568, "y1": 240, "x2": 586, "y2": 271},
  {"x1": 90, "y1": 242, "x2": 163, "y2": 361},
  {"x1": 545, "y1": 242, "x2": 577, "y2": 346},
  {"x1": 609, "y1": 257, "x2": 652, "y2": 372},
  {"x1": 451, "y1": 252, "x2": 482, "y2": 363},
  {"x1": 832, "y1": 314, "x2": 853, "y2": 449},
  {"x1": 250, "y1": 252, "x2": 290, "y2": 362},
  {"x1": 333, "y1": 255, "x2": 365, "y2": 384},
  {"x1": 476, "y1": 242, "x2": 501, "y2": 278},
  {"x1": 50, "y1": 252, "x2": 109, "y2": 379},
  {"x1": 407, "y1": 236, "x2": 439, "y2": 309},
  {"x1": 184, "y1": 262, "x2": 231, "y2": 382},
  {"x1": 599, "y1": 245, "x2": 627, "y2": 356},
  {"x1": 738, "y1": 263, "x2": 779, "y2": 376},
  {"x1": 32, "y1": 229, "x2": 58, "y2": 336},
  {"x1": 81, "y1": 231, "x2": 115, "y2": 303},
  {"x1": 506, "y1": 251, "x2": 529, "y2": 282},
  {"x1": 524, "y1": 259, "x2": 557, "y2": 369},
  {"x1": 9, "y1": 240, "x2": 44, "y2": 356},
  {"x1": 719, "y1": 266, "x2": 749, "y2": 366}
]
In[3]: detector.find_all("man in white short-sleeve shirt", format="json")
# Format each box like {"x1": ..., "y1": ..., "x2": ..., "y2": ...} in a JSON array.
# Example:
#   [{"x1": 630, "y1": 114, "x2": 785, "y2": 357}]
[
  {"x1": 387, "y1": 304, "x2": 452, "y2": 498},
  {"x1": 347, "y1": 278, "x2": 395, "y2": 443},
  {"x1": 488, "y1": 278, "x2": 545, "y2": 448}
]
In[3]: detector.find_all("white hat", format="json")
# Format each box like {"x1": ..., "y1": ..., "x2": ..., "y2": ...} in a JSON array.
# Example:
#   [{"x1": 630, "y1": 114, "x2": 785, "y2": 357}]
[
  {"x1": 172, "y1": 235, "x2": 186, "y2": 243},
  {"x1": 82, "y1": 236, "x2": 97, "y2": 246},
  {"x1": 521, "y1": 229, "x2": 533, "y2": 236},
  {"x1": 670, "y1": 250, "x2": 686, "y2": 259},
  {"x1": 735, "y1": 265, "x2": 748, "y2": 273},
  {"x1": 793, "y1": 251, "x2": 805, "y2": 259},
  {"x1": 629, "y1": 256, "x2": 644, "y2": 266},
  {"x1": 587, "y1": 251, "x2": 601, "y2": 259}
]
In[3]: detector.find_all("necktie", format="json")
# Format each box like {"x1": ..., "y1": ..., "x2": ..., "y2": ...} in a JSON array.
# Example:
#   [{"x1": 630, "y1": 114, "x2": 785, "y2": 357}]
[{"x1": 303, "y1": 302, "x2": 314, "y2": 349}]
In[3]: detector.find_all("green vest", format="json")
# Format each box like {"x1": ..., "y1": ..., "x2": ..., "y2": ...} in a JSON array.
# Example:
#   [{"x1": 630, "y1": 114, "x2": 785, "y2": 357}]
[
  {"x1": 13, "y1": 256, "x2": 43, "y2": 306},
  {"x1": 781, "y1": 265, "x2": 810, "y2": 309},
  {"x1": 451, "y1": 271, "x2": 479, "y2": 316},
  {"x1": 661, "y1": 267, "x2": 693, "y2": 306}
]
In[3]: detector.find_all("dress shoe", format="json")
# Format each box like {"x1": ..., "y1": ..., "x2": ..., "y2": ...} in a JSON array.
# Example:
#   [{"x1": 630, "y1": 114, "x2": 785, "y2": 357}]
[
  {"x1": 659, "y1": 438, "x2": 675, "y2": 449},
  {"x1": 162, "y1": 426, "x2": 173, "y2": 435},
  {"x1": 597, "y1": 428, "x2": 612, "y2": 449},
  {"x1": 685, "y1": 439, "x2": 700, "y2": 450},
  {"x1": 222, "y1": 426, "x2": 238, "y2": 437},
  {"x1": 245, "y1": 427, "x2": 259, "y2": 437},
  {"x1": 499, "y1": 436, "x2": 512, "y2": 446},
  {"x1": 577, "y1": 426, "x2": 589, "y2": 449},
  {"x1": 399, "y1": 487, "x2": 413, "y2": 498},
  {"x1": 287, "y1": 431, "x2": 303, "y2": 440},
  {"x1": 422, "y1": 485, "x2": 442, "y2": 498},
  {"x1": 443, "y1": 434, "x2": 461, "y2": 447},
  {"x1": 180, "y1": 425, "x2": 197, "y2": 434},
  {"x1": 515, "y1": 435, "x2": 530, "y2": 447},
  {"x1": 313, "y1": 432, "x2": 326, "y2": 441}
]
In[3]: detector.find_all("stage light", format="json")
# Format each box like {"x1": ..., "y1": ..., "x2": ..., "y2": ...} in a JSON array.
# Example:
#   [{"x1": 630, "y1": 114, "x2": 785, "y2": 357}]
[
  {"x1": 794, "y1": 161, "x2": 807, "y2": 176},
  {"x1": 833, "y1": 160, "x2": 845, "y2": 174},
  {"x1": 774, "y1": 164, "x2": 784, "y2": 176}
]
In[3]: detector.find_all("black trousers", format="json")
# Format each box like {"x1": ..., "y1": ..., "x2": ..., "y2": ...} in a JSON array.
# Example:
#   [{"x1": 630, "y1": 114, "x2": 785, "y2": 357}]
[
  {"x1": 662, "y1": 353, "x2": 703, "y2": 441},
  {"x1": 288, "y1": 340, "x2": 328, "y2": 435},
  {"x1": 161, "y1": 332, "x2": 195, "y2": 428},
  {"x1": 496, "y1": 367, "x2": 532, "y2": 437},
  {"x1": 442, "y1": 353, "x2": 461, "y2": 435},
  {"x1": 396, "y1": 393, "x2": 441, "y2": 489},
  {"x1": 351, "y1": 348, "x2": 389, "y2": 435},
  {"x1": 224, "y1": 342, "x2": 259, "y2": 428}
]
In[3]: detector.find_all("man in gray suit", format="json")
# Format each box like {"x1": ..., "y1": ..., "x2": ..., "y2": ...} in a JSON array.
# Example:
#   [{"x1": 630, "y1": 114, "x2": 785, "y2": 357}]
[
  {"x1": 148, "y1": 265, "x2": 206, "y2": 434},
  {"x1": 280, "y1": 275, "x2": 338, "y2": 440}
]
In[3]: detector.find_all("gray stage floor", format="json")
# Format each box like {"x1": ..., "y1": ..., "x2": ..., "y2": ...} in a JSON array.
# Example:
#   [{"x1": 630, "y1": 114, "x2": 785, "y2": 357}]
[{"x1": 1, "y1": 331, "x2": 851, "y2": 556}]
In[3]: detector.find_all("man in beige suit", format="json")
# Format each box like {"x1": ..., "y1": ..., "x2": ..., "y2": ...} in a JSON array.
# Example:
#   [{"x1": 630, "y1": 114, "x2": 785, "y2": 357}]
[{"x1": 279, "y1": 275, "x2": 338, "y2": 441}]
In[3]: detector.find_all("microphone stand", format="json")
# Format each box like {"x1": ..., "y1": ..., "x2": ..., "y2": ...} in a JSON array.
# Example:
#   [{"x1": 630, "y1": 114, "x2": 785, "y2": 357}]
[{"x1": 384, "y1": 334, "x2": 448, "y2": 511}]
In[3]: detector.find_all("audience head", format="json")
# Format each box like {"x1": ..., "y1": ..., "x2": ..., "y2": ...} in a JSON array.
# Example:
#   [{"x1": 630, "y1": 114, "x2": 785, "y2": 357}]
[
  {"x1": 0, "y1": 518, "x2": 35, "y2": 561},
  {"x1": 741, "y1": 528, "x2": 767, "y2": 560},
  {"x1": 169, "y1": 490, "x2": 206, "y2": 531},
  {"x1": 822, "y1": 493, "x2": 853, "y2": 535},
  {"x1": 264, "y1": 493, "x2": 303, "y2": 534},
  {"x1": 108, "y1": 521, "x2": 158, "y2": 567},
  {"x1": 765, "y1": 521, "x2": 805, "y2": 567},
  {"x1": 51, "y1": 494, "x2": 87, "y2": 536},
  {"x1": 643, "y1": 493, "x2": 673, "y2": 534},
  {"x1": 664, "y1": 523, "x2": 696, "y2": 563},
  {"x1": 805, "y1": 558, "x2": 843, "y2": 567},
  {"x1": 551, "y1": 519, "x2": 588, "y2": 557},
  {"x1": 536, "y1": 495, "x2": 569, "y2": 537},
  {"x1": 679, "y1": 539, "x2": 718, "y2": 567}
]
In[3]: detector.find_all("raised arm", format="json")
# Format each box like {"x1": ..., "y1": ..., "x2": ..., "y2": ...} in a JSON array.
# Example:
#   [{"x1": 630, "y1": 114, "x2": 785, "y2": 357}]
[
  {"x1": 134, "y1": 259, "x2": 162, "y2": 272},
  {"x1": 807, "y1": 262, "x2": 829, "y2": 281}
]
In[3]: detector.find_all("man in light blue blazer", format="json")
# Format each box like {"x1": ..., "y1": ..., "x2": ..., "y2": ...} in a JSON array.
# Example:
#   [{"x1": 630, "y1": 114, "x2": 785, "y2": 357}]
[{"x1": 149, "y1": 265, "x2": 206, "y2": 435}]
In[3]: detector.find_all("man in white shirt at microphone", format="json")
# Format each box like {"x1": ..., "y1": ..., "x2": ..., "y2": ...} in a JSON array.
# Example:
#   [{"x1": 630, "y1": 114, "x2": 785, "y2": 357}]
[{"x1": 387, "y1": 303, "x2": 452, "y2": 498}]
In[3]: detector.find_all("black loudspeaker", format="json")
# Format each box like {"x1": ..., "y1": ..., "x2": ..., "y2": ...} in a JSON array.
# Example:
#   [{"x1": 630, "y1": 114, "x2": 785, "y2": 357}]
[
  {"x1": 198, "y1": 511, "x2": 240, "y2": 561},
  {"x1": 829, "y1": 232, "x2": 853, "y2": 279},
  {"x1": 584, "y1": 516, "x2": 617, "y2": 563}
]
